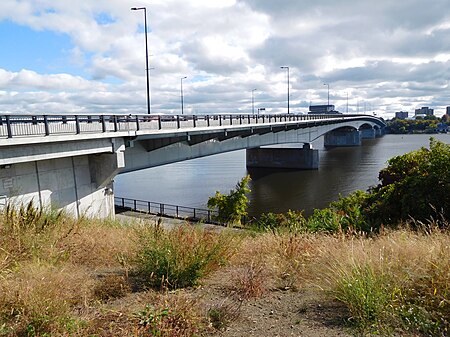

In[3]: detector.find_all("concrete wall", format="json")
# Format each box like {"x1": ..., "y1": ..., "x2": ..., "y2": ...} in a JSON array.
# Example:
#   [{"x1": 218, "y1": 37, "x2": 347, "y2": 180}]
[{"x1": 0, "y1": 155, "x2": 116, "y2": 219}]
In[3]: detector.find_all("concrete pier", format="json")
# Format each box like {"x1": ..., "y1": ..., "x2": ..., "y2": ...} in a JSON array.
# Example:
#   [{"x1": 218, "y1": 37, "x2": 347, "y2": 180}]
[
  {"x1": 246, "y1": 144, "x2": 319, "y2": 170},
  {"x1": 360, "y1": 127, "x2": 376, "y2": 139},
  {"x1": 324, "y1": 128, "x2": 361, "y2": 147}
]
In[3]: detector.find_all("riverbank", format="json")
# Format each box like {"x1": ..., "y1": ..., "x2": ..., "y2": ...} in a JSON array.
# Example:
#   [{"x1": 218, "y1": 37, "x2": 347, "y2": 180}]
[{"x1": 1, "y1": 206, "x2": 448, "y2": 336}]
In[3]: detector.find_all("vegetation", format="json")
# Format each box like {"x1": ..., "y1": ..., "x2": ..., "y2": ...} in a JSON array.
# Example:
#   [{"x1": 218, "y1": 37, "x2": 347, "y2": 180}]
[
  {"x1": 207, "y1": 175, "x2": 251, "y2": 226},
  {"x1": 134, "y1": 220, "x2": 236, "y2": 289},
  {"x1": 387, "y1": 114, "x2": 448, "y2": 134},
  {"x1": 0, "y1": 140, "x2": 449, "y2": 336}
]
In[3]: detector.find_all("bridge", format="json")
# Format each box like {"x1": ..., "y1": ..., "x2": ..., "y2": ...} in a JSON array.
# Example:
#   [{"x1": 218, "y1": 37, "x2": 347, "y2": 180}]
[{"x1": 0, "y1": 113, "x2": 386, "y2": 218}]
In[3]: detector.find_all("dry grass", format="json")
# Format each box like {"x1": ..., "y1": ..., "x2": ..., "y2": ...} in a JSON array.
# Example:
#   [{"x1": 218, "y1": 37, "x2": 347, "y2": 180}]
[{"x1": 1, "y1": 204, "x2": 448, "y2": 336}]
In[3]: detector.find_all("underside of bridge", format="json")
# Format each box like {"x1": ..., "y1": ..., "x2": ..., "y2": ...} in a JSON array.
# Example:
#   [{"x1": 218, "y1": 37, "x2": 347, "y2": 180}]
[{"x1": 0, "y1": 117, "x2": 385, "y2": 219}]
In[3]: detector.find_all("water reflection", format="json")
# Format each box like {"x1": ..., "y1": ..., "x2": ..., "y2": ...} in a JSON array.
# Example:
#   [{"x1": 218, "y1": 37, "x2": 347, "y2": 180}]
[{"x1": 115, "y1": 134, "x2": 449, "y2": 217}]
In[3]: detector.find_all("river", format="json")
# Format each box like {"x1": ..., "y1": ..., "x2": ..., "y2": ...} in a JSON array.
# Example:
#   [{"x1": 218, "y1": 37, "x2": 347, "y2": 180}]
[{"x1": 114, "y1": 134, "x2": 449, "y2": 216}]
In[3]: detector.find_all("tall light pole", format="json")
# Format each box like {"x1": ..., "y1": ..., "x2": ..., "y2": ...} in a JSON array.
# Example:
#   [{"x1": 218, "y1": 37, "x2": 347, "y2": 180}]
[
  {"x1": 131, "y1": 7, "x2": 151, "y2": 114},
  {"x1": 280, "y1": 66, "x2": 290, "y2": 114},
  {"x1": 149, "y1": 66, "x2": 154, "y2": 113},
  {"x1": 251, "y1": 88, "x2": 257, "y2": 115},
  {"x1": 181, "y1": 76, "x2": 187, "y2": 115},
  {"x1": 346, "y1": 91, "x2": 349, "y2": 113},
  {"x1": 323, "y1": 83, "x2": 329, "y2": 107}
]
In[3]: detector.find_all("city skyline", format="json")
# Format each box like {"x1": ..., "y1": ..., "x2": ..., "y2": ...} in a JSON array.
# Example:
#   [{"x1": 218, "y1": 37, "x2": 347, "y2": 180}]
[{"x1": 1, "y1": 0, "x2": 450, "y2": 117}]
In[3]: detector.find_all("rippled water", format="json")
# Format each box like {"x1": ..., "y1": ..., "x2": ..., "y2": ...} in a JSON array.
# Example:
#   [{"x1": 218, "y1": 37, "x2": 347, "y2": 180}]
[{"x1": 115, "y1": 134, "x2": 449, "y2": 216}]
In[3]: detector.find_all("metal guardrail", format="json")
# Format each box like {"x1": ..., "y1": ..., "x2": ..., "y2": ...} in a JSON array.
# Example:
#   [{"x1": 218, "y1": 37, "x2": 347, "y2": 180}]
[
  {"x1": 0, "y1": 113, "x2": 364, "y2": 139},
  {"x1": 114, "y1": 196, "x2": 231, "y2": 225}
]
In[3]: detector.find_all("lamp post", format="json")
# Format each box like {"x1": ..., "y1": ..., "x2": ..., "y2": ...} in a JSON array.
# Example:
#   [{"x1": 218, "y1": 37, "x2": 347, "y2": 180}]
[
  {"x1": 280, "y1": 66, "x2": 290, "y2": 114},
  {"x1": 131, "y1": 6, "x2": 151, "y2": 114},
  {"x1": 251, "y1": 88, "x2": 257, "y2": 115},
  {"x1": 149, "y1": 67, "x2": 154, "y2": 113},
  {"x1": 323, "y1": 83, "x2": 329, "y2": 107},
  {"x1": 346, "y1": 91, "x2": 349, "y2": 114},
  {"x1": 181, "y1": 76, "x2": 187, "y2": 115}
]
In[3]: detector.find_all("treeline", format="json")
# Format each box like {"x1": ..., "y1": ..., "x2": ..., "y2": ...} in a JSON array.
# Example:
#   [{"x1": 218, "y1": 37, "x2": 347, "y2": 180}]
[{"x1": 387, "y1": 114, "x2": 449, "y2": 134}]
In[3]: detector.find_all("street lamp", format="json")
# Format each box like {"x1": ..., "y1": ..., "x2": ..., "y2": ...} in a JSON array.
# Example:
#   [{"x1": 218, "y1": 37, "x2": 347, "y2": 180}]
[
  {"x1": 181, "y1": 76, "x2": 187, "y2": 115},
  {"x1": 251, "y1": 89, "x2": 257, "y2": 115},
  {"x1": 280, "y1": 66, "x2": 290, "y2": 114},
  {"x1": 131, "y1": 6, "x2": 151, "y2": 114},
  {"x1": 346, "y1": 91, "x2": 349, "y2": 114},
  {"x1": 323, "y1": 83, "x2": 329, "y2": 107}
]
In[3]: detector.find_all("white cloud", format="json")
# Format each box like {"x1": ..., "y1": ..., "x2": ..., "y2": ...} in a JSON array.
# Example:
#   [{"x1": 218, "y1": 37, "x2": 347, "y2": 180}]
[{"x1": 0, "y1": 0, "x2": 449, "y2": 116}]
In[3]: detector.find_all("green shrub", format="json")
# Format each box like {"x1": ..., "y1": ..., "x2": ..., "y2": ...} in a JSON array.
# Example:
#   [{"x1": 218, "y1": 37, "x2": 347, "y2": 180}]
[
  {"x1": 366, "y1": 138, "x2": 450, "y2": 229},
  {"x1": 330, "y1": 190, "x2": 370, "y2": 232},
  {"x1": 207, "y1": 175, "x2": 251, "y2": 226},
  {"x1": 255, "y1": 210, "x2": 306, "y2": 233},
  {"x1": 134, "y1": 223, "x2": 234, "y2": 289},
  {"x1": 306, "y1": 208, "x2": 344, "y2": 233}
]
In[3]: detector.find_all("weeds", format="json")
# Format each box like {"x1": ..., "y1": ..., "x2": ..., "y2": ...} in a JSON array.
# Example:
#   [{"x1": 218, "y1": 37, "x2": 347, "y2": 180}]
[
  {"x1": 136, "y1": 292, "x2": 203, "y2": 337},
  {"x1": 134, "y1": 222, "x2": 236, "y2": 290},
  {"x1": 207, "y1": 299, "x2": 241, "y2": 331}
]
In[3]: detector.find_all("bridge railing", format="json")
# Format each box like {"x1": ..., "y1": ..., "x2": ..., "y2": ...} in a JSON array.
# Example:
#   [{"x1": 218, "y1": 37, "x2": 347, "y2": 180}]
[
  {"x1": 114, "y1": 196, "x2": 226, "y2": 225},
  {"x1": 0, "y1": 113, "x2": 359, "y2": 139}
]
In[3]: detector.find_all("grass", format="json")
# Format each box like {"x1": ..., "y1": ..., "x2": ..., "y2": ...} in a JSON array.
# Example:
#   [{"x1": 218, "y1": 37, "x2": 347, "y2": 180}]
[{"x1": 0, "y1": 203, "x2": 448, "y2": 336}]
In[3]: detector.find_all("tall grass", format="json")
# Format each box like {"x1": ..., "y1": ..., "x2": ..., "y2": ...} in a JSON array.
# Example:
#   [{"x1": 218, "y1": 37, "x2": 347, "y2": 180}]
[
  {"x1": 134, "y1": 221, "x2": 237, "y2": 290},
  {"x1": 320, "y1": 228, "x2": 450, "y2": 335}
]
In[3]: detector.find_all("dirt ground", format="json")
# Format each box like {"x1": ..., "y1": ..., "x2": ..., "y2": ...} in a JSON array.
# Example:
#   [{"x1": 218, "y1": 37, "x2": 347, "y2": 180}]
[{"x1": 197, "y1": 275, "x2": 352, "y2": 337}]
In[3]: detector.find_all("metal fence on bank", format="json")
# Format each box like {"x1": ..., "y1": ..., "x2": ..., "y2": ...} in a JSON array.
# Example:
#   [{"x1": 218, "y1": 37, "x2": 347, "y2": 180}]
[{"x1": 114, "y1": 196, "x2": 224, "y2": 225}]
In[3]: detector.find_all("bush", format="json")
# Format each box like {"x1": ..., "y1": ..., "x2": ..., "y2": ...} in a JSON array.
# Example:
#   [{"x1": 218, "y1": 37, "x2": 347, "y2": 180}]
[
  {"x1": 255, "y1": 210, "x2": 306, "y2": 233},
  {"x1": 207, "y1": 175, "x2": 251, "y2": 226},
  {"x1": 134, "y1": 223, "x2": 235, "y2": 289},
  {"x1": 365, "y1": 138, "x2": 450, "y2": 229}
]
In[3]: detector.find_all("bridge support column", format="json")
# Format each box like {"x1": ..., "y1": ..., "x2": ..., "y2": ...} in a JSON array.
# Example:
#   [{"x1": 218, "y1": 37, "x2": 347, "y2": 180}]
[
  {"x1": 246, "y1": 143, "x2": 319, "y2": 169},
  {"x1": 324, "y1": 128, "x2": 361, "y2": 147},
  {"x1": 360, "y1": 128, "x2": 376, "y2": 139}
]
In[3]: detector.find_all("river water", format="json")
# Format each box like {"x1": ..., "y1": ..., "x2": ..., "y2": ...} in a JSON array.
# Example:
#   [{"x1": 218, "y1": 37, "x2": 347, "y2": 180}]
[{"x1": 114, "y1": 134, "x2": 449, "y2": 216}]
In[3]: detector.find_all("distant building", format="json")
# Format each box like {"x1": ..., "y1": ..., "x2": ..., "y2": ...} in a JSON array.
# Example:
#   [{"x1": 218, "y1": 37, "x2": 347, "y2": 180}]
[
  {"x1": 415, "y1": 107, "x2": 434, "y2": 116},
  {"x1": 308, "y1": 105, "x2": 340, "y2": 114},
  {"x1": 446, "y1": 106, "x2": 450, "y2": 115},
  {"x1": 395, "y1": 111, "x2": 408, "y2": 119}
]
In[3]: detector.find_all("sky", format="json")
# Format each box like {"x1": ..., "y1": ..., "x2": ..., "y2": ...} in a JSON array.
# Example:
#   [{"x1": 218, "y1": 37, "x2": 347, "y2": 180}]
[{"x1": 1, "y1": 0, "x2": 450, "y2": 118}]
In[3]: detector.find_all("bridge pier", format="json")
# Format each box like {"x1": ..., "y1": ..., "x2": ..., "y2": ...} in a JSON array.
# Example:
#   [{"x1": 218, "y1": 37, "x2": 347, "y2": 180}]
[
  {"x1": 324, "y1": 128, "x2": 361, "y2": 147},
  {"x1": 246, "y1": 143, "x2": 319, "y2": 170},
  {"x1": 360, "y1": 128, "x2": 376, "y2": 139}
]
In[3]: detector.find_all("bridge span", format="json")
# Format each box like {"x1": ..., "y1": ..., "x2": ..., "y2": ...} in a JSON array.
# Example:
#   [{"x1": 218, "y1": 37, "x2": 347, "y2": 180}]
[{"x1": 0, "y1": 113, "x2": 385, "y2": 218}]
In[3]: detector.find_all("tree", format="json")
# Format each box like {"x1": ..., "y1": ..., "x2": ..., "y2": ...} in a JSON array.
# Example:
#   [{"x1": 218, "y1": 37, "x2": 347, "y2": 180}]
[{"x1": 207, "y1": 175, "x2": 251, "y2": 226}]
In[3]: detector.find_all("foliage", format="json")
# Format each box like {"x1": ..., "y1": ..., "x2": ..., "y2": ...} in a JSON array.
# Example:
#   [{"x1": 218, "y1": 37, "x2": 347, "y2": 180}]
[
  {"x1": 207, "y1": 175, "x2": 251, "y2": 226},
  {"x1": 365, "y1": 138, "x2": 450, "y2": 228},
  {"x1": 255, "y1": 209, "x2": 306, "y2": 233},
  {"x1": 387, "y1": 117, "x2": 440, "y2": 134},
  {"x1": 329, "y1": 190, "x2": 371, "y2": 232},
  {"x1": 134, "y1": 222, "x2": 235, "y2": 289}
]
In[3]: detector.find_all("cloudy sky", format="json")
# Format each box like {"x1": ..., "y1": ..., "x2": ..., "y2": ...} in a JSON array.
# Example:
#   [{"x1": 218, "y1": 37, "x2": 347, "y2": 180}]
[{"x1": 1, "y1": 0, "x2": 450, "y2": 118}]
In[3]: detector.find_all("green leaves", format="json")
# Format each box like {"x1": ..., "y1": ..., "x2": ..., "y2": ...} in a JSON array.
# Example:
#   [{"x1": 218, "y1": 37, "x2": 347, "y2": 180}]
[{"x1": 207, "y1": 175, "x2": 251, "y2": 226}]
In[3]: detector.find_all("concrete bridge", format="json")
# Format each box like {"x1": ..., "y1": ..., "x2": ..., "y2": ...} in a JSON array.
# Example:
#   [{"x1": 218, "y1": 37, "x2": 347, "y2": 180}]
[{"x1": 0, "y1": 113, "x2": 386, "y2": 218}]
